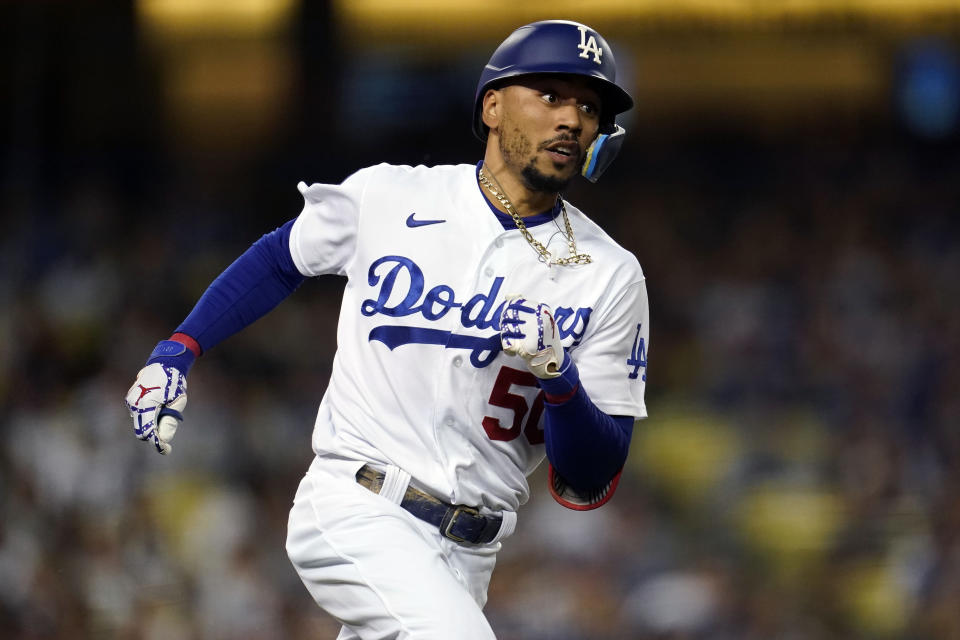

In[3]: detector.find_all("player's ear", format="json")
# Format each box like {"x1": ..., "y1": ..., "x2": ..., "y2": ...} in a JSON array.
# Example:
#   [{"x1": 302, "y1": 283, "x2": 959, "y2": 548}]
[{"x1": 481, "y1": 89, "x2": 502, "y2": 132}]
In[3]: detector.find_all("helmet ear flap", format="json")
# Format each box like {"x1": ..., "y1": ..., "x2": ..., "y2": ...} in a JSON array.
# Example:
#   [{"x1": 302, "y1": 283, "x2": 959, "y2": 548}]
[{"x1": 581, "y1": 125, "x2": 626, "y2": 183}]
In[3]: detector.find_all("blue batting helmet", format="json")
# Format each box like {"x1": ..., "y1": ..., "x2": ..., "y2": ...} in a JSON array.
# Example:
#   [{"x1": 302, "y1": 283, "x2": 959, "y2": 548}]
[{"x1": 472, "y1": 20, "x2": 634, "y2": 141}]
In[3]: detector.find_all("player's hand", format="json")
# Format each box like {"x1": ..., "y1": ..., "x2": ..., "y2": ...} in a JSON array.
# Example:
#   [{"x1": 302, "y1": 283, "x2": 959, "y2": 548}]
[
  {"x1": 499, "y1": 295, "x2": 565, "y2": 379},
  {"x1": 124, "y1": 362, "x2": 187, "y2": 455}
]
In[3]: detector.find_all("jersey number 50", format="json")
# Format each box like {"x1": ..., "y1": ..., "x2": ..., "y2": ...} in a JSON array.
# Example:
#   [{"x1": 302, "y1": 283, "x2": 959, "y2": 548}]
[{"x1": 482, "y1": 367, "x2": 545, "y2": 445}]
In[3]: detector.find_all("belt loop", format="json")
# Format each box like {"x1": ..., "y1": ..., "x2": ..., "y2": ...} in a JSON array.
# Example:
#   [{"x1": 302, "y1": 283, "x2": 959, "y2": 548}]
[{"x1": 379, "y1": 465, "x2": 411, "y2": 505}]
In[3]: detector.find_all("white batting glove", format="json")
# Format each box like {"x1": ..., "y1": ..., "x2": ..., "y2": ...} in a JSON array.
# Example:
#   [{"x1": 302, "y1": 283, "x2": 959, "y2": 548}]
[
  {"x1": 124, "y1": 363, "x2": 187, "y2": 455},
  {"x1": 500, "y1": 295, "x2": 565, "y2": 379}
]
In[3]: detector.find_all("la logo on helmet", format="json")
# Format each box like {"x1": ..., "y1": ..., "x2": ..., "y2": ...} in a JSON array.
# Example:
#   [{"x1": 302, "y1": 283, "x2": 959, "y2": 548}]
[{"x1": 577, "y1": 26, "x2": 603, "y2": 64}]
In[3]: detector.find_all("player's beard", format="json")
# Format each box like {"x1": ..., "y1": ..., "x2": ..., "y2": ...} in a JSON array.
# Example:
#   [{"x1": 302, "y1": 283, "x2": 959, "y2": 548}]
[{"x1": 499, "y1": 123, "x2": 579, "y2": 195}]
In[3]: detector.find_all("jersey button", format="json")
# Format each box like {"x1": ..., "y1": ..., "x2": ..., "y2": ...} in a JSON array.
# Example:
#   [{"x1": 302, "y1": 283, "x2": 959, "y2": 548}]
[
  {"x1": 445, "y1": 417, "x2": 455, "y2": 426},
  {"x1": 494, "y1": 238, "x2": 504, "y2": 249},
  {"x1": 453, "y1": 355, "x2": 463, "y2": 367},
  {"x1": 484, "y1": 266, "x2": 494, "y2": 277}
]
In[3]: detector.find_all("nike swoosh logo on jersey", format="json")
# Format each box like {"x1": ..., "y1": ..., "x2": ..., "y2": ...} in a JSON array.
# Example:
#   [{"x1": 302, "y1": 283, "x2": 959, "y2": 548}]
[{"x1": 405, "y1": 212, "x2": 446, "y2": 228}]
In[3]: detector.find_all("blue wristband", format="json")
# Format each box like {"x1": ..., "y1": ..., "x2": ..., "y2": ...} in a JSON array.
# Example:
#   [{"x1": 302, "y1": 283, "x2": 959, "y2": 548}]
[{"x1": 146, "y1": 340, "x2": 196, "y2": 375}]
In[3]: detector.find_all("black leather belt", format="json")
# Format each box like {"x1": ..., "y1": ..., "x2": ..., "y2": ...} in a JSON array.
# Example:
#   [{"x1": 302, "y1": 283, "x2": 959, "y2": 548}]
[{"x1": 355, "y1": 465, "x2": 502, "y2": 546}]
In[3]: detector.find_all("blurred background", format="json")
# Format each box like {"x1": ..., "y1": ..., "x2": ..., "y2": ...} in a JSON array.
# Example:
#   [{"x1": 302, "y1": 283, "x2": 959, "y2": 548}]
[{"x1": 2, "y1": 1, "x2": 960, "y2": 638}]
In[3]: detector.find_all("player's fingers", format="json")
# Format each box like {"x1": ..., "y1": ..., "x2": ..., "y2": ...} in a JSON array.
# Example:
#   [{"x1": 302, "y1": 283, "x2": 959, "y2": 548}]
[
  {"x1": 133, "y1": 411, "x2": 157, "y2": 440},
  {"x1": 501, "y1": 327, "x2": 525, "y2": 340},
  {"x1": 157, "y1": 414, "x2": 179, "y2": 444},
  {"x1": 153, "y1": 430, "x2": 172, "y2": 455},
  {"x1": 508, "y1": 300, "x2": 535, "y2": 314}
]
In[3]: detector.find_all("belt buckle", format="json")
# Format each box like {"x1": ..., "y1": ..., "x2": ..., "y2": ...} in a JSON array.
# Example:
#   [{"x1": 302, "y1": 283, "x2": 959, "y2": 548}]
[{"x1": 442, "y1": 505, "x2": 478, "y2": 544}]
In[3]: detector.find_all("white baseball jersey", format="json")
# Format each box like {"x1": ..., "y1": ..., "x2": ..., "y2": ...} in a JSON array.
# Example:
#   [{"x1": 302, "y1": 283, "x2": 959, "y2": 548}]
[{"x1": 289, "y1": 163, "x2": 648, "y2": 512}]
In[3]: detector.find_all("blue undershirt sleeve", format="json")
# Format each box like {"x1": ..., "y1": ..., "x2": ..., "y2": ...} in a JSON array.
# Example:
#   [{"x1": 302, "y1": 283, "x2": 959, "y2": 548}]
[
  {"x1": 537, "y1": 354, "x2": 634, "y2": 491},
  {"x1": 175, "y1": 219, "x2": 307, "y2": 352}
]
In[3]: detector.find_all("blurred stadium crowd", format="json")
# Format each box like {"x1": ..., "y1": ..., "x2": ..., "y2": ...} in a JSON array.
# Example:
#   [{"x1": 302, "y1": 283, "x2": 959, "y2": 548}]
[
  {"x1": 3, "y1": 3, "x2": 960, "y2": 640},
  {"x1": 3, "y1": 135, "x2": 959, "y2": 639}
]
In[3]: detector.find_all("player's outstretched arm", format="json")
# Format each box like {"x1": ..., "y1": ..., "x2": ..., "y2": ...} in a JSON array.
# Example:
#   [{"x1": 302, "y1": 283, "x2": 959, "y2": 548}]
[
  {"x1": 500, "y1": 297, "x2": 634, "y2": 509},
  {"x1": 124, "y1": 219, "x2": 306, "y2": 454}
]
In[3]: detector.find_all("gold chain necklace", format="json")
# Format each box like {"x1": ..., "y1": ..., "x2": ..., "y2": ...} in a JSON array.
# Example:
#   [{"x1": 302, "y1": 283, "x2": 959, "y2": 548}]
[{"x1": 477, "y1": 168, "x2": 592, "y2": 266}]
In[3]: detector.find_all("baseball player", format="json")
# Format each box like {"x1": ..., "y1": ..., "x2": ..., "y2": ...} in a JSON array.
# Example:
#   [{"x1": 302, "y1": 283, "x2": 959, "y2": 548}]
[{"x1": 126, "y1": 19, "x2": 648, "y2": 639}]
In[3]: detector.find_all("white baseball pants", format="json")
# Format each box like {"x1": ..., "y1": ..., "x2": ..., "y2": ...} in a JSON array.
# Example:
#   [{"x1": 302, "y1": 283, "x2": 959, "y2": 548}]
[{"x1": 286, "y1": 457, "x2": 502, "y2": 639}]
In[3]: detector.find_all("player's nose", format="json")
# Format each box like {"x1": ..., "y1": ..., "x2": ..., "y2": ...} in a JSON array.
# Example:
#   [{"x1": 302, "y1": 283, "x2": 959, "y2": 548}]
[{"x1": 554, "y1": 101, "x2": 583, "y2": 134}]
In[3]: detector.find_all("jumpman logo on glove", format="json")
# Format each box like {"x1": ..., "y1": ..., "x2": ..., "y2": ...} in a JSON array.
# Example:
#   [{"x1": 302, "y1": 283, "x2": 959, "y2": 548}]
[{"x1": 134, "y1": 384, "x2": 161, "y2": 406}]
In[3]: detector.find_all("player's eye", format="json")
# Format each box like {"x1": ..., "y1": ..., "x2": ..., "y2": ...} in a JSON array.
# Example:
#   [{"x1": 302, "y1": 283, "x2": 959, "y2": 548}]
[
  {"x1": 579, "y1": 102, "x2": 599, "y2": 116},
  {"x1": 541, "y1": 93, "x2": 558, "y2": 104}
]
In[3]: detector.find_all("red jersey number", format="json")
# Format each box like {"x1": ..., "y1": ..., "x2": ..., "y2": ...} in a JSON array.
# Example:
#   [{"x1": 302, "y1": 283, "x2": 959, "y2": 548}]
[{"x1": 482, "y1": 366, "x2": 545, "y2": 445}]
